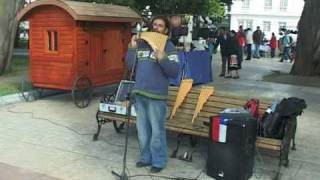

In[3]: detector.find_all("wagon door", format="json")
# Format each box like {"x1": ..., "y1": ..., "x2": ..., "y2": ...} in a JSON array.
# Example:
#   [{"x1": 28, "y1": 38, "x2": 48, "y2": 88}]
[
  {"x1": 89, "y1": 27, "x2": 124, "y2": 85},
  {"x1": 89, "y1": 31, "x2": 106, "y2": 80},
  {"x1": 101, "y1": 26, "x2": 125, "y2": 74}
]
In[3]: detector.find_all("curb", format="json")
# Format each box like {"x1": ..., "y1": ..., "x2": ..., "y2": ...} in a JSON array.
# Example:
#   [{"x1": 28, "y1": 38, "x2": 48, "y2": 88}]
[{"x1": 0, "y1": 93, "x2": 23, "y2": 106}]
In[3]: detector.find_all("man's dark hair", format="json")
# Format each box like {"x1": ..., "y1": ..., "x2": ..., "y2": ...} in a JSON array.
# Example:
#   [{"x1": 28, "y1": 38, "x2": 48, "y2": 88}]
[{"x1": 150, "y1": 15, "x2": 171, "y2": 35}]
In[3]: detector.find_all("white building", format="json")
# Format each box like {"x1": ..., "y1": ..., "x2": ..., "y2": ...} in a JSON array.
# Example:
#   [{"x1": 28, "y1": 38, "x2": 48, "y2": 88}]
[{"x1": 229, "y1": 0, "x2": 304, "y2": 39}]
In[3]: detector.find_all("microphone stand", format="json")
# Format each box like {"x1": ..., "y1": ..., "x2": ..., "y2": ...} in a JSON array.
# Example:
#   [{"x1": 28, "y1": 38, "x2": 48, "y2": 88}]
[
  {"x1": 111, "y1": 31, "x2": 141, "y2": 180},
  {"x1": 111, "y1": 96, "x2": 132, "y2": 180}
]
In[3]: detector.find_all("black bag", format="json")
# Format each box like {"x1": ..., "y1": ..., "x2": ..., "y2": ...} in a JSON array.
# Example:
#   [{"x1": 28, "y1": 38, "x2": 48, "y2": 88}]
[
  {"x1": 263, "y1": 97, "x2": 307, "y2": 139},
  {"x1": 275, "y1": 97, "x2": 307, "y2": 116}
]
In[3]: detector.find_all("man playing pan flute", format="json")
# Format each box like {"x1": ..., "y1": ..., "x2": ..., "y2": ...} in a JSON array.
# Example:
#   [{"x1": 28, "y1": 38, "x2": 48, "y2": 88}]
[{"x1": 126, "y1": 16, "x2": 179, "y2": 173}]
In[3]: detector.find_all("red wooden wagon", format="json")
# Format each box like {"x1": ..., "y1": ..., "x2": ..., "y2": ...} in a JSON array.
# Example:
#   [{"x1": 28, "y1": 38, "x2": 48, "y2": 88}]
[{"x1": 16, "y1": 0, "x2": 140, "y2": 108}]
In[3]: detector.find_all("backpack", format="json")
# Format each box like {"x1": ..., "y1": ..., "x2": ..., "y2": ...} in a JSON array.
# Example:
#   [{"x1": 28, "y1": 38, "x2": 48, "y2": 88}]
[
  {"x1": 263, "y1": 97, "x2": 307, "y2": 139},
  {"x1": 244, "y1": 99, "x2": 260, "y2": 119}
]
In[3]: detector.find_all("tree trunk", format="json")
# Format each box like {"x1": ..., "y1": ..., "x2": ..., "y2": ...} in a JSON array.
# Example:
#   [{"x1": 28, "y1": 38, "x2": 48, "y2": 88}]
[
  {"x1": 291, "y1": 0, "x2": 320, "y2": 76},
  {"x1": 0, "y1": 0, "x2": 24, "y2": 75}
]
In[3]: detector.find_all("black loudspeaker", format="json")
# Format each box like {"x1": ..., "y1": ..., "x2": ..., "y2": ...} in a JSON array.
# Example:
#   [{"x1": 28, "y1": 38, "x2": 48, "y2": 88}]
[{"x1": 206, "y1": 110, "x2": 257, "y2": 180}]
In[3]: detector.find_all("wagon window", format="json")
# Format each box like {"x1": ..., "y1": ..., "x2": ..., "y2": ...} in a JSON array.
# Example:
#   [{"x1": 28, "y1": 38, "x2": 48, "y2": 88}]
[{"x1": 47, "y1": 31, "x2": 58, "y2": 52}]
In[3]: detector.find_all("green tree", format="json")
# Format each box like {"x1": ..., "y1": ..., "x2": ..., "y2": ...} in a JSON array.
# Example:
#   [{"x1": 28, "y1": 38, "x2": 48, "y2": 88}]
[
  {"x1": 76, "y1": 0, "x2": 136, "y2": 6},
  {"x1": 0, "y1": 0, "x2": 25, "y2": 75},
  {"x1": 138, "y1": 0, "x2": 225, "y2": 17},
  {"x1": 75, "y1": 0, "x2": 225, "y2": 17}
]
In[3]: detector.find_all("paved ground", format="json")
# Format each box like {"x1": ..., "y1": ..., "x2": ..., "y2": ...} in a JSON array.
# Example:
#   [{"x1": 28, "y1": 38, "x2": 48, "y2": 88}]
[{"x1": 0, "y1": 54, "x2": 319, "y2": 180}]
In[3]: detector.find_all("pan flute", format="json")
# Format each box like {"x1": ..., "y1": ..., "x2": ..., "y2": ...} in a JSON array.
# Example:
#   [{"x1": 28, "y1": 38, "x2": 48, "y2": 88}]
[{"x1": 139, "y1": 32, "x2": 168, "y2": 51}]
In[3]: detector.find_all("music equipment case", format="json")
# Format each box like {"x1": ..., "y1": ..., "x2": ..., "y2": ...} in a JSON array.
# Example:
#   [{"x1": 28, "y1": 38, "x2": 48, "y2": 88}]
[{"x1": 207, "y1": 110, "x2": 257, "y2": 180}]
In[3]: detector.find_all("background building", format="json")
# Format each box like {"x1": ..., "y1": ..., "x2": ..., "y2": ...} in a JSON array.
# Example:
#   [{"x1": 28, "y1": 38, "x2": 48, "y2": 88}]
[{"x1": 229, "y1": 0, "x2": 304, "y2": 40}]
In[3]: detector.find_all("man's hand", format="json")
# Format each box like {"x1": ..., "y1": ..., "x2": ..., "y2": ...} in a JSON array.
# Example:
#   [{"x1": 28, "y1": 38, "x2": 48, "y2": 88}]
[
  {"x1": 154, "y1": 48, "x2": 166, "y2": 61},
  {"x1": 129, "y1": 35, "x2": 138, "y2": 48}
]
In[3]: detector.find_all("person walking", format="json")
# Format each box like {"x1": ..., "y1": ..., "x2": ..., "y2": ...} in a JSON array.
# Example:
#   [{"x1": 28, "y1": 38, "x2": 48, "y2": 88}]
[
  {"x1": 270, "y1": 32, "x2": 277, "y2": 58},
  {"x1": 253, "y1": 26, "x2": 264, "y2": 58},
  {"x1": 237, "y1": 25, "x2": 246, "y2": 68},
  {"x1": 214, "y1": 27, "x2": 229, "y2": 77},
  {"x1": 245, "y1": 28, "x2": 253, "y2": 60},
  {"x1": 279, "y1": 31, "x2": 291, "y2": 62},
  {"x1": 226, "y1": 30, "x2": 240, "y2": 79},
  {"x1": 126, "y1": 16, "x2": 179, "y2": 173}
]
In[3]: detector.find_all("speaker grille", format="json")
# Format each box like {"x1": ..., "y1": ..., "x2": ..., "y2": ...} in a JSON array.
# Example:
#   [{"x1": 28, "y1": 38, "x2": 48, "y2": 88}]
[{"x1": 207, "y1": 114, "x2": 257, "y2": 180}]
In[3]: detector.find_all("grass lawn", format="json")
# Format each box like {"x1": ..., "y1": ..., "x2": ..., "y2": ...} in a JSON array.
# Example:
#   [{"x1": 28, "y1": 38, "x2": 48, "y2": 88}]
[{"x1": 0, "y1": 55, "x2": 29, "y2": 96}]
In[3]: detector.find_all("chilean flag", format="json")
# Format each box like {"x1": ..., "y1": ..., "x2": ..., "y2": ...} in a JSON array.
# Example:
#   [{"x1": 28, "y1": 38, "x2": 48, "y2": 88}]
[{"x1": 211, "y1": 116, "x2": 229, "y2": 143}]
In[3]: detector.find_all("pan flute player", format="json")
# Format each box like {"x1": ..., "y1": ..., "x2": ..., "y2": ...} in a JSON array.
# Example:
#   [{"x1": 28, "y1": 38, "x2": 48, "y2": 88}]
[{"x1": 125, "y1": 16, "x2": 180, "y2": 173}]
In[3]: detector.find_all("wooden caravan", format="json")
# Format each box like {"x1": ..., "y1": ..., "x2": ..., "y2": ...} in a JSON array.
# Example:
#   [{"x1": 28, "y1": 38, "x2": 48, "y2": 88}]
[{"x1": 16, "y1": 0, "x2": 140, "y2": 108}]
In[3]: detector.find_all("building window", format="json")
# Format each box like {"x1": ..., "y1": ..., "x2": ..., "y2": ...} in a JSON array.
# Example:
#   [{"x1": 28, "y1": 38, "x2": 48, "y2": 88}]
[
  {"x1": 246, "y1": 20, "x2": 253, "y2": 29},
  {"x1": 242, "y1": 0, "x2": 250, "y2": 9},
  {"x1": 264, "y1": 0, "x2": 272, "y2": 10},
  {"x1": 279, "y1": 22, "x2": 287, "y2": 30},
  {"x1": 263, "y1": 21, "x2": 271, "y2": 32},
  {"x1": 238, "y1": 19, "x2": 253, "y2": 30},
  {"x1": 238, "y1": 19, "x2": 244, "y2": 27},
  {"x1": 280, "y1": 0, "x2": 288, "y2": 11},
  {"x1": 46, "y1": 30, "x2": 58, "y2": 52}
]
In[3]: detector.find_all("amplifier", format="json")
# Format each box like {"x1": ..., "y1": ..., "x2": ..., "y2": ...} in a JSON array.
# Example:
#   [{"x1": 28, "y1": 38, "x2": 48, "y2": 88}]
[
  {"x1": 99, "y1": 80, "x2": 136, "y2": 116},
  {"x1": 206, "y1": 109, "x2": 257, "y2": 180},
  {"x1": 99, "y1": 102, "x2": 136, "y2": 117}
]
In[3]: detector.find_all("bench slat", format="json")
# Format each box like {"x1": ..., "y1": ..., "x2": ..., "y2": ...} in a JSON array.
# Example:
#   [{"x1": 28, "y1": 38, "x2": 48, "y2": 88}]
[
  {"x1": 257, "y1": 137, "x2": 282, "y2": 146},
  {"x1": 168, "y1": 94, "x2": 269, "y2": 112},
  {"x1": 256, "y1": 142, "x2": 281, "y2": 151},
  {"x1": 169, "y1": 86, "x2": 272, "y2": 105},
  {"x1": 168, "y1": 88, "x2": 271, "y2": 107}
]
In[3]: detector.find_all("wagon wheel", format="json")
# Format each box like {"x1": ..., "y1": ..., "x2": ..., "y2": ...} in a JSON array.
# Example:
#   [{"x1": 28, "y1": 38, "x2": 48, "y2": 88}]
[
  {"x1": 72, "y1": 76, "x2": 92, "y2": 108},
  {"x1": 20, "y1": 79, "x2": 38, "y2": 102},
  {"x1": 113, "y1": 121, "x2": 125, "y2": 133},
  {"x1": 35, "y1": 88, "x2": 44, "y2": 98}
]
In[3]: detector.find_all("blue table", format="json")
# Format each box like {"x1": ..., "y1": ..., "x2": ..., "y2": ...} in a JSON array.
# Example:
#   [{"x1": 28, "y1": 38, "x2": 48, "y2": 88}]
[{"x1": 170, "y1": 50, "x2": 213, "y2": 86}]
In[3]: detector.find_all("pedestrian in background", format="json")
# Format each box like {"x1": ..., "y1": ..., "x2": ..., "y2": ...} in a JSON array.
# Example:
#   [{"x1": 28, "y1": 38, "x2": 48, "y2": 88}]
[
  {"x1": 214, "y1": 27, "x2": 229, "y2": 77},
  {"x1": 270, "y1": 32, "x2": 277, "y2": 58},
  {"x1": 279, "y1": 30, "x2": 291, "y2": 62},
  {"x1": 226, "y1": 30, "x2": 240, "y2": 79},
  {"x1": 237, "y1": 25, "x2": 246, "y2": 67},
  {"x1": 245, "y1": 28, "x2": 253, "y2": 60},
  {"x1": 253, "y1": 26, "x2": 264, "y2": 58}
]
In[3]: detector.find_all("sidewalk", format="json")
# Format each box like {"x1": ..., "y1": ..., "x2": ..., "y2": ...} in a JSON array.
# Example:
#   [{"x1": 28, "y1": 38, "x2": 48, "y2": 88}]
[{"x1": 0, "y1": 54, "x2": 320, "y2": 180}]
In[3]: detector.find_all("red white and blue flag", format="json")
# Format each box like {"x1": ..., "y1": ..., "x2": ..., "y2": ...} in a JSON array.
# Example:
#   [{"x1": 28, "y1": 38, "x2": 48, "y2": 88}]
[{"x1": 211, "y1": 116, "x2": 229, "y2": 143}]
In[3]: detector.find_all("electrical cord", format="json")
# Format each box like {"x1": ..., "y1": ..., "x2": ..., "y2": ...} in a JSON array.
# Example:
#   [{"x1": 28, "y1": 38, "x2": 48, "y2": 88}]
[
  {"x1": 5, "y1": 105, "x2": 93, "y2": 136},
  {"x1": 2, "y1": 101, "x2": 205, "y2": 180},
  {"x1": 2, "y1": 102, "x2": 141, "y2": 150}
]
